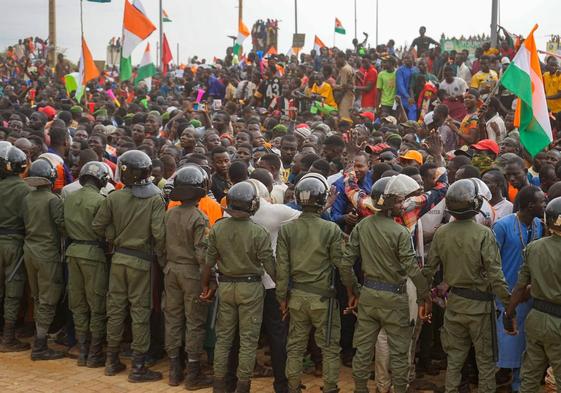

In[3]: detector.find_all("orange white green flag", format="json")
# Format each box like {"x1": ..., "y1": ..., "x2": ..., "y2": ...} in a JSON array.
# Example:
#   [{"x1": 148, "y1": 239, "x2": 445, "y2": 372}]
[
  {"x1": 500, "y1": 24, "x2": 552, "y2": 157},
  {"x1": 313, "y1": 35, "x2": 326, "y2": 52},
  {"x1": 120, "y1": 0, "x2": 156, "y2": 81},
  {"x1": 233, "y1": 20, "x2": 250, "y2": 55},
  {"x1": 335, "y1": 18, "x2": 346, "y2": 34},
  {"x1": 74, "y1": 36, "x2": 100, "y2": 102}
]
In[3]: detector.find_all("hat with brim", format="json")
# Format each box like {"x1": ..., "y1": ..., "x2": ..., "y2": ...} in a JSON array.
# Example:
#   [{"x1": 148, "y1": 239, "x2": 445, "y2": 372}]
[
  {"x1": 399, "y1": 150, "x2": 423, "y2": 165},
  {"x1": 454, "y1": 146, "x2": 474, "y2": 158}
]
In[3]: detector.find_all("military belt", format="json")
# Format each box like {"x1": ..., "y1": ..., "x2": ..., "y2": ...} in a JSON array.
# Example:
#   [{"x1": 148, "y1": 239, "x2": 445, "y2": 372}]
[
  {"x1": 114, "y1": 247, "x2": 153, "y2": 262},
  {"x1": 71, "y1": 239, "x2": 104, "y2": 248},
  {"x1": 363, "y1": 278, "x2": 406, "y2": 294},
  {"x1": 533, "y1": 298, "x2": 561, "y2": 319},
  {"x1": 451, "y1": 287, "x2": 494, "y2": 302},
  {"x1": 0, "y1": 228, "x2": 24, "y2": 236},
  {"x1": 291, "y1": 282, "x2": 336, "y2": 298},
  {"x1": 218, "y1": 274, "x2": 261, "y2": 283}
]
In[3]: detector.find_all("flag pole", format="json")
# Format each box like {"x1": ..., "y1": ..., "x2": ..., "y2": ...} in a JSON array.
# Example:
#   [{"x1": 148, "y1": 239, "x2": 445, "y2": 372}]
[
  {"x1": 80, "y1": 0, "x2": 84, "y2": 37},
  {"x1": 159, "y1": 0, "x2": 163, "y2": 72}
]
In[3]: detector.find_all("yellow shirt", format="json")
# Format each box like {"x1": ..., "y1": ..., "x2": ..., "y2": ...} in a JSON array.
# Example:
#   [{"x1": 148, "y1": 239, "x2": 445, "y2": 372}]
[
  {"x1": 470, "y1": 70, "x2": 498, "y2": 90},
  {"x1": 483, "y1": 48, "x2": 499, "y2": 57},
  {"x1": 311, "y1": 82, "x2": 338, "y2": 109},
  {"x1": 543, "y1": 71, "x2": 561, "y2": 113}
]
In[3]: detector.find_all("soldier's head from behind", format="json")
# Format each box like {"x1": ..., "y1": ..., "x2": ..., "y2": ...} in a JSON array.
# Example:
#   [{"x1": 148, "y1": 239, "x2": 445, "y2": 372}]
[
  {"x1": 445, "y1": 178, "x2": 484, "y2": 220},
  {"x1": 0, "y1": 142, "x2": 27, "y2": 179},
  {"x1": 79, "y1": 161, "x2": 111, "y2": 190},
  {"x1": 379, "y1": 174, "x2": 422, "y2": 217},
  {"x1": 295, "y1": 173, "x2": 329, "y2": 213},
  {"x1": 116, "y1": 149, "x2": 152, "y2": 187},
  {"x1": 168, "y1": 164, "x2": 208, "y2": 204},
  {"x1": 225, "y1": 180, "x2": 260, "y2": 219},
  {"x1": 25, "y1": 158, "x2": 57, "y2": 190},
  {"x1": 371, "y1": 176, "x2": 393, "y2": 211},
  {"x1": 545, "y1": 196, "x2": 561, "y2": 237}
]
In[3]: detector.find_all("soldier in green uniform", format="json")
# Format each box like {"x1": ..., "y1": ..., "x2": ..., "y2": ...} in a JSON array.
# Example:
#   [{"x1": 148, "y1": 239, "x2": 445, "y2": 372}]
[
  {"x1": 64, "y1": 161, "x2": 111, "y2": 367},
  {"x1": 276, "y1": 173, "x2": 355, "y2": 393},
  {"x1": 505, "y1": 196, "x2": 561, "y2": 392},
  {"x1": 200, "y1": 181, "x2": 275, "y2": 393},
  {"x1": 22, "y1": 158, "x2": 66, "y2": 360},
  {"x1": 163, "y1": 164, "x2": 213, "y2": 389},
  {"x1": 421, "y1": 179, "x2": 511, "y2": 393},
  {"x1": 0, "y1": 143, "x2": 31, "y2": 352},
  {"x1": 345, "y1": 174, "x2": 429, "y2": 393},
  {"x1": 92, "y1": 150, "x2": 166, "y2": 383}
]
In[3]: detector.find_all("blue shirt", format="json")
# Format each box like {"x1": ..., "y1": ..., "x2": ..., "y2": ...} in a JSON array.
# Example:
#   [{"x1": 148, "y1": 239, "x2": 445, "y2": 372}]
[
  {"x1": 330, "y1": 172, "x2": 373, "y2": 225},
  {"x1": 396, "y1": 65, "x2": 418, "y2": 119},
  {"x1": 208, "y1": 75, "x2": 225, "y2": 100}
]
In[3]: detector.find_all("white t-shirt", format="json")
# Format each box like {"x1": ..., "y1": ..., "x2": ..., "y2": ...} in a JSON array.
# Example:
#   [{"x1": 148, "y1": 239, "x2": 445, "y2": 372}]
[
  {"x1": 493, "y1": 198, "x2": 513, "y2": 221},
  {"x1": 439, "y1": 77, "x2": 468, "y2": 98}
]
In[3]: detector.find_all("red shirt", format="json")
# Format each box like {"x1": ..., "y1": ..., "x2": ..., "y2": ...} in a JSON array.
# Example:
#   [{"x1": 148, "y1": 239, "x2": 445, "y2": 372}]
[{"x1": 359, "y1": 65, "x2": 378, "y2": 109}]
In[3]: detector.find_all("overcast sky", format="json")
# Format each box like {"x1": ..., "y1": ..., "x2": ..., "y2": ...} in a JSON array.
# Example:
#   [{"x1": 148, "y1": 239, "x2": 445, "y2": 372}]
[{"x1": 1, "y1": 0, "x2": 559, "y2": 65}]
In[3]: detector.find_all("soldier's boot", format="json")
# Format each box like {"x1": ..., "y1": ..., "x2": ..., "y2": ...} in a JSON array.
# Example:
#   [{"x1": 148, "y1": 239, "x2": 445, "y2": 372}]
[
  {"x1": 86, "y1": 336, "x2": 105, "y2": 368},
  {"x1": 354, "y1": 379, "x2": 370, "y2": 393},
  {"x1": 235, "y1": 380, "x2": 251, "y2": 393},
  {"x1": 213, "y1": 377, "x2": 227, "y2": 393},
  {"x1": 0, "y1": 320, "x2": 30, "y2": 352},
  {"x1": 168, "y1": 356, "x2": 184, "y2": 386},
  {"x1": 77, "y1": 335, "x2": 89, "y2": 366},
  {"x1": 128, "y1": 352, "x2": 163, "y2": 383},
  {"x1": 185, "y1": 361, "x2": 213, "y2": 390},
  {"x1": 104, "y1": 349, "x2": 126, "y2": 376},
  {"x1": 31, "y1": 336, "x2": 65, "y2": 361}
]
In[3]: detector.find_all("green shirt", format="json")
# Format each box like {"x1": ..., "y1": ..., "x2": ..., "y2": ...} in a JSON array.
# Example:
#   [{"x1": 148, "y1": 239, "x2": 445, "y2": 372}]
[
  {"x1": 164, "y1": 204, "x2": 208, "y2": 279},
  {"x1": 376, "y1": 70, "x2": 397, "y2": 107},
  {"x1": 343, "y1": 214, "x2": 428, "y2": 300},
  {"x1": 22, "y1": 187, "x2": 64, "y2": 262},
  {"x1": 516, "y1": 235, "x2": 561, "y2": 305},
  {"x1": 64, "y1": 184, "x2": 106, "y2": 262},
  {"x1": 423, "y1": 219, "x2": 511, "y2": 314},
  {"x1": 275, "y1": 212, "x2": 353, "y2": 303},
  {"x1": 0, "y1": 176, "x2": 31, "y2": 242},
  {"x1": 92, "y1": 187, "x2": 166, "y2": 270},
  {"x1": 206, "y1": 217, "x2": 275, "y2": 279}
]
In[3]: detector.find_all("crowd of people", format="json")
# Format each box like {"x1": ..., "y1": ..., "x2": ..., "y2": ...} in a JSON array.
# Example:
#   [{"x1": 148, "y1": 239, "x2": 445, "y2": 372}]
[{"x1": 1, "y1": 25, "x2": 561, "y2": 393}]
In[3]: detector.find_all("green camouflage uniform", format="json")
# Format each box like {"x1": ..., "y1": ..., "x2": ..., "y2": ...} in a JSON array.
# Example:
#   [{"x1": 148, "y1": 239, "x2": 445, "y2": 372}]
[
  {"x1": 516, "y1": 235, "x2": 561, "y2": 393},
  {"x1": 163, "y1": 203, "x2": 209, "y2": 359},
  {"x1": 343, "y1": 214, "x2": 428, "y2": 393},
  {"x1": 64, "y1": 184, "x2": 107, "y2": 339},
  {"x1": 92, "y1": 187, "x2": 166, "y2": 354},
  {"x1": 206, "y1": 217, "x2": 275, "y2": 382},
  {"x1": 0, "y1": 176, "x2": 31, "y2": 323},
  {"x1": 276, "y1": 211, "x2": 354, "y2": 393},
  {"x1": 22, "y1": 187, "x2": 65, "y2": 333},
  {"x1": 423, "y1": 219, "x2": 511, "y2": 393}
]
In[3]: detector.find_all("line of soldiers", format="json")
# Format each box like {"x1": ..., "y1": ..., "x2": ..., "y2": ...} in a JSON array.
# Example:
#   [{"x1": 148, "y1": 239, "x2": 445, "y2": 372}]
[{"x1": 1, "y1": 141, "x2": 561, "y2": 393}]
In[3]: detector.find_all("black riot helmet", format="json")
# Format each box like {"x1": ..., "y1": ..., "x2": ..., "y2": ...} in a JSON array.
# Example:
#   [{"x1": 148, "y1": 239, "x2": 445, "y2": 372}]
[
  {"x1": 0, "y1": 143, "x2": 28, "y2": 179},
  {"x1": 79, "y1": 161, "x2": 111, "y2": 189},
  {"x1": 371, "y1": 176, "x2": 392, "y2": 211},
  {"x1": 295, "y1": 173, "x2": 329, "y2": 211},
  {"x1": 545, "y1": 196, "x2": 561, "y2": 235},
  {"x1": 169, "y1": 164, "x2": 209, "y2": 202},
  {"x1": 116, "y1": 150, "x2": 152, "y2": 186},
  {"x1": 226, "y1": 180, "x2": 260, "y2": 218},
  {"x1": 445, "y1": 178, "x2": 484, "y2": 219},
  {"x1": 26, "y1": 158, "x2": 57, "y2": 187}
]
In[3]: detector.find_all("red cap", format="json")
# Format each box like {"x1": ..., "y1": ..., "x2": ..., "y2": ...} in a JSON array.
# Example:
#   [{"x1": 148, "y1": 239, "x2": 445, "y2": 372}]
[
  {"x1": 471, "y1": 139, "x2": 499, "y2": 156},
  {"x1": 365, "y1": 143, "x2": 392, "y2": 155},
  {"x1": 359, "y1": 111, "x2": 375, "y2": 122},
  {"x1": 38, "y1": 105, "x2": 56, "y2": 120}
]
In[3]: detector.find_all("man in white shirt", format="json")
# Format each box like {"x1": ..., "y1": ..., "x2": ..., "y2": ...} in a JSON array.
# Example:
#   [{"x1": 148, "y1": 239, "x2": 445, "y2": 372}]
[
  {"x1": 439, "y1": 65, "x2": 468, "y2": 98},
  {"x1": 482, "y1": 169, "x2": 513, "y2": 221}
]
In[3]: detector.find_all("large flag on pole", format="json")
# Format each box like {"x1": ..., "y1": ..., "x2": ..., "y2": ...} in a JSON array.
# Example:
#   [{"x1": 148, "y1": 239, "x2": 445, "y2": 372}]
[
  {"x1": 120, "y1": 0, "x2": 156, "y2": 81},
  {"x1": 134, "y1": 43, "x2": 156, "y2": 90},
  {"x1": 233, "y1": 20, "x2": 250, "y2": 55},
  {"x1": 335, "y1": 18, "x2": 346, "y2": 35},
  {"x1": 313, "y1": 35, "x2": 326, "y2": 52},
  {"x1": 161, "y1": 34, "x2": 173, "y2": 76},
  {"x1": 73, "y1": 36, "x2": 100, "y2": 102},
  {"x1": 500, "y1": 24, "x2": 552, "y2": 157}
]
